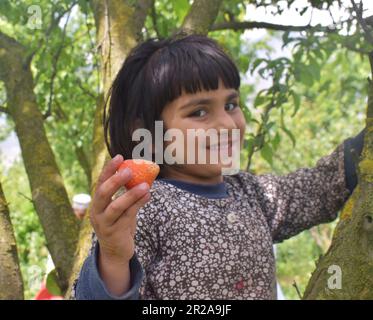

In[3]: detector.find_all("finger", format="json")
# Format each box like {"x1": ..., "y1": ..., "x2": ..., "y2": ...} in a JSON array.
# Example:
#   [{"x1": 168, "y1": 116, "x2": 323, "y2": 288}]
[
  {"x1": 103, "y1": 182, "x2": 150, "y2": 226},
  {"x1": 92, "y1": 167, "x2": 132, "y2": 214},
  {"x1": 96, "y1": 154, "x2": 124, "y2": 187},
  {"x1": 114, "y1": 191, "x2": 151, "y2": 228},
  {"x1": 108, "y1": 191, "x2": 151, "y2": 238}
]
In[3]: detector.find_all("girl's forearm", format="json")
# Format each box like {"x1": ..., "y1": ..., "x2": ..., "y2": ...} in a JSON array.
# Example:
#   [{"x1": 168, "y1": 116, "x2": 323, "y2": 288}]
[{"x1": 98, "y1": 250, "x2": 131, "y2": 297}]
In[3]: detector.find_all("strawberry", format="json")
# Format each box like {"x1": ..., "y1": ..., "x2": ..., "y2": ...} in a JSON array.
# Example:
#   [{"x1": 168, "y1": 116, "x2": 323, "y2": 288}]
[{"x1": 118, "y1": 159, "x2": 160, "y2": 189}]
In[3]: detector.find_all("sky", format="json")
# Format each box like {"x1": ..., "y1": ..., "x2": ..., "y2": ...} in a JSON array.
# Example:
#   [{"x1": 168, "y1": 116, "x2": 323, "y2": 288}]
[
  {"x1": 243, "y1": 0, "x2": 373, "y2": 41},
  {"x1": 1, "y1": 0, "x2": 372, "y2": 169}
]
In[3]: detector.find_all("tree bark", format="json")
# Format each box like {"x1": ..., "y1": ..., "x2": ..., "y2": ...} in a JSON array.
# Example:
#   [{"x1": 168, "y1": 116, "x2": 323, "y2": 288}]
[
  {"x1": 304, "y1": 53, "x2": 373, "y2": 299},
  {"x1": 0, "y1": 32, "x2": 80, "y2": 293},
  {"x1": 0, "y1": 180, "x2": 24, "y2": 299},
  {"x1": 180, "y1": 0, "x2": 223, "y2": 35}
]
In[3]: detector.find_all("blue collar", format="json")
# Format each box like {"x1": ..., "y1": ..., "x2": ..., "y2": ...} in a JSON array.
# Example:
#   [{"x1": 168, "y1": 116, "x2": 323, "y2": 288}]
[{"x1": 159, "y1": 178, "x2": 229, "y2": 199}]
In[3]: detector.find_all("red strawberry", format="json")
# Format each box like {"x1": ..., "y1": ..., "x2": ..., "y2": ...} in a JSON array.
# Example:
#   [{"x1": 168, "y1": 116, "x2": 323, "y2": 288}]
[{"x1": 118, "y1": 159, "x2": 160, "y2": 189}]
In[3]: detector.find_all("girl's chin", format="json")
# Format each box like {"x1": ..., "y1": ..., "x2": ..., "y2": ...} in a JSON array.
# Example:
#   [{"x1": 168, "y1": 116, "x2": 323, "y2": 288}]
[{"x1": 191, "y1": 163, "x2": 234, "y2": 177}]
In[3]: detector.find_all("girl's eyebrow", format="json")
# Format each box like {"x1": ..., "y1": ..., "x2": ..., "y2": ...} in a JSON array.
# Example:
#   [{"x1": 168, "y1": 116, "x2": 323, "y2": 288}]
[
  {"x1": 226, "y1": 91, "x2": 239, "y2": 101},
  {"x1": 179, "y1": 91, "x2": 239, "y2": 110}
]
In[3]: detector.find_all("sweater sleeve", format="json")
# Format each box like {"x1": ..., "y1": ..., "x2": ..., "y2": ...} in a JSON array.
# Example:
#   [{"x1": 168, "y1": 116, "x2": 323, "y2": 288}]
[
  {"x1": 70, "y1": 233, "x2": 144, "y2": 300},
  {"x1": 253, "y1": 141, "x2": 352, "y2": 243},
  {"x1": 344, "y1": 128, "x2": 365, "y2": 193}
]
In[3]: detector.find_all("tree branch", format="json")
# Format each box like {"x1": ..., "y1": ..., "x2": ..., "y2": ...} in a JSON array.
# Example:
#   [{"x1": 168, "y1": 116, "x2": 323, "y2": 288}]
[
  {"x1": 0, "y1": 106, "x2": 9, "y2": 114},
  {"x1": 43, "y1": 8, "x2": 72, "y2": 120},
  {"x1": 211, "y1": 20, "x2": 314, "y2": 32},
  {"x1": 179, "y1": 0, "x2": 223, "y2": 35},
  {"x1": 351, "y1": 0, "x2": 373, "y2": 45},
  {"x1": 340, "y1": 40, "x2": 371, "y2": 55},
  {"x1": 75, "y1": 79, "x2": 98, "y2": 100},
  {"x1": 211, "y1": 15, "x2": 371, "y2": 33},
  {"x1": 130, "y1": 0, "x2": 155, "y2": 42}
]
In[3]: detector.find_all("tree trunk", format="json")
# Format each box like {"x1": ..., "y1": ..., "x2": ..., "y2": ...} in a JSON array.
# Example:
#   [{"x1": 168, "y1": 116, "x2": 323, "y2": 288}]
[
  {"x1": 0, "y1": 32, "x2": 80, "y2": 293},
  {"x1": 0, "y1": 180, "x2": 24, "y2": 299},
  {"x1": 304, "y1": 53, "x2": 373, "y2": 299}
]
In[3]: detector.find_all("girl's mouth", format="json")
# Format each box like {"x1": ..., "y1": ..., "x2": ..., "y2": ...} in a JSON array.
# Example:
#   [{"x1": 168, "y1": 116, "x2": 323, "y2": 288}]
[
  {"x1": 206, "y1": 138, "x2": 240, "y2": 150},
  {"x1": 206, "y1": 139, "x2": 240, "y2": 158},
  {"x1": 207, "y1": 141, "x2": 232, "y2": 151}
]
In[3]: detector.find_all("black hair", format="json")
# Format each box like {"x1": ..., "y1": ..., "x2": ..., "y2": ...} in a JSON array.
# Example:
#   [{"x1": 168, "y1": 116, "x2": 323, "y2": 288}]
[{"x1": 104, "y1": 34, "x2": 241, "y2": 160}]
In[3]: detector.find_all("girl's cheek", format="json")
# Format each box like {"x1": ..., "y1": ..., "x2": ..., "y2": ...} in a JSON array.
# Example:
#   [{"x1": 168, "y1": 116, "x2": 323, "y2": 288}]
[{"x1": 234, "y1": 111, "x2": 246, "y2": 139}]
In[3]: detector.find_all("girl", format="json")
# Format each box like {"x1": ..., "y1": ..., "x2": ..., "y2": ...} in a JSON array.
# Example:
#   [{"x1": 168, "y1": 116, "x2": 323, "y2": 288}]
[{"x1": 72, "y1": 34, "x2": 364, "y2": 300}]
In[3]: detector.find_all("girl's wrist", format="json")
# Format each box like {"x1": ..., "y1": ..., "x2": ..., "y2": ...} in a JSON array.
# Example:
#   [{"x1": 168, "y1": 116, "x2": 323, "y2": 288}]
[
  {"x1": 97, "y1": 239, "x2": 133, "y2": 265},
  {"x1": 99, "y1": 248, "x2": 132, "y2": 266}
]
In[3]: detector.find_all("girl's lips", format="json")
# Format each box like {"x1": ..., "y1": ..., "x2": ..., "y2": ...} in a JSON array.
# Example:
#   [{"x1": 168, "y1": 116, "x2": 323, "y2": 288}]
[
  {"x1": 207, "y1": 144, "x2": 231, "y2": 151},
  {"x1": 206, "y1": 140, "x2": 241, "y2": 160},
  {"x1": 206, "y1": 140, "x2": 239, "y2": 151}
]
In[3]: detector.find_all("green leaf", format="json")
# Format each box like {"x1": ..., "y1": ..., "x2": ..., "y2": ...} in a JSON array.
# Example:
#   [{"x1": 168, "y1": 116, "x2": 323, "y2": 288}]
[
  {"x1": 253, "y1": 134, "x2": 264, "y2": 149},
  {"x1": 254, "y1": 89, "x2": 268, "y2": 108},
  {"x1": 241, "y1": 104, "x2": 252, "y2": 123},
  {"x1": 254, "y1": 94, "x2": 266, "y2": 108},
  {"x1": 291, "y1": 91, "x2": 301, "y2": 117},
  {"x1": 272, "y1": 132, "x2": 281, "y2": 151},
  {"x1": 319, "y1": 80, "x2": 332, "y2": 93},
  {"x1": 308, "y1": 61, "x2": 321, "y2": 82},
  {"x1": 282, "y1": 31, "x2": 290, "y2": 48},
  {"x1": 265, "y1": 121, "x2": 276, "y2": 133},
  {"x1": 299, "y1": 66, "x2": 314, "y2": 87},
  {"x1": 260, "y1": 143, "x2": 273, "y2": 166},
  {"x1": 281, "y1": 125, "x2": 296, "y2": 148},
  {"x1": 251, "y1": 58, "x2": 266, "y2": 73},
  {"x1": 245, "y1": 137, "x2": 255, "y2": 153},
  {"x1": 280, "y1": 108, "x2": 296, "y2": 147},
  {"x1": 77, "y1": 0, "x2": 89, "y2": 14},
  {"x1": 238, "y1": 55, "x2": 250, "y2": 72},
  {"x1": 46, "y1": 269, "x2": 62, "y2": 296}
]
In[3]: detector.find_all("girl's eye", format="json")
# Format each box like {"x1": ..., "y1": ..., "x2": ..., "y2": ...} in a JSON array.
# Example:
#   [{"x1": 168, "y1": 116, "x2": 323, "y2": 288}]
[
  {"x1": 189, "y1": 109, "x2": 207, "y2": 118},
  {"x1": 225, "y1": 102, "x2": 239, "y2": 112}
]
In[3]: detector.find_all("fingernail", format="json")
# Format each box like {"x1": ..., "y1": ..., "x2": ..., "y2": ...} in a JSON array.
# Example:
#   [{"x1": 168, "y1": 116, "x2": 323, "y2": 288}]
[
  {"x1": 120, "y1": 168, "x2": 131, "y2": 178},
  {"x1": 137, "y1": 182, "x2": 149, "y2": 191},
  {"x1": 113, "y1": 154, "x2": 122, "y2": 162}
]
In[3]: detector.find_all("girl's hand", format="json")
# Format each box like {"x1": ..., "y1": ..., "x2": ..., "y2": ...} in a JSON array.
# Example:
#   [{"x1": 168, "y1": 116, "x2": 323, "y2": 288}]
[{"x1": 90, "y1": 154, "x2": 151, "y2": 265}]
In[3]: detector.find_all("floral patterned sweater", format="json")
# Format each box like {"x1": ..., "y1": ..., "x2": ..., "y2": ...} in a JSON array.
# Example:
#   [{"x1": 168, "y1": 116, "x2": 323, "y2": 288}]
[{"x1": 72, "y1": 130, "x2": 364, "y2": 300}]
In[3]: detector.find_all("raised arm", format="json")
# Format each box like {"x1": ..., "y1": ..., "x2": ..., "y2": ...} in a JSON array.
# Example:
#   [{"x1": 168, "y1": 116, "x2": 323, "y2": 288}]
[{"x1": 253, "y1": 129, "x2": 364, "y2": 243}]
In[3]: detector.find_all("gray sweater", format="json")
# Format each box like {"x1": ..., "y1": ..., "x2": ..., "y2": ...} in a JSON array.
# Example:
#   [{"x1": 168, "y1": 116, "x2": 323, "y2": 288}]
[{"x1": 72, "y1": 131, "x2": 364, "y2": 300}]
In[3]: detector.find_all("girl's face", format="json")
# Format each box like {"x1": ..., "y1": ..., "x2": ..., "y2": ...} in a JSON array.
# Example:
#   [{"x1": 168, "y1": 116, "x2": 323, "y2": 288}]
[{"x1": 160, "y1": 79, "x2": 246, "y2": 184}]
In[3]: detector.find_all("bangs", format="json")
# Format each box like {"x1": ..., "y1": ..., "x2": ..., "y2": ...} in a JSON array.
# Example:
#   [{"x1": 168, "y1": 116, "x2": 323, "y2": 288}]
[{"x1": 143, "y1": 36, "x2": 240, "y2": 122}]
